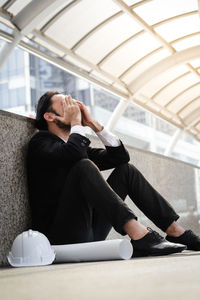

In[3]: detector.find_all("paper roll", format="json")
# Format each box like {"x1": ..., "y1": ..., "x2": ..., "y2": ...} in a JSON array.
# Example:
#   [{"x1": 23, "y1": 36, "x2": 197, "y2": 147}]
[{"x1": 52, "y1": 239, "x2": 133, "y2": 262}]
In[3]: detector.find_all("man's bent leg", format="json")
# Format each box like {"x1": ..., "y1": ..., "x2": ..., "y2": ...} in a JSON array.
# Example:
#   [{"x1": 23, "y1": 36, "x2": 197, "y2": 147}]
[
  {"x1": 92, "y1": 168, "x2": 130, "y2": 241},
  {"x1": 47, "y1": 159, "x2": 136, "y2": 244},
  {"x1": 92, "y1": 162, "x2": 186, "y2": 257},
  {"x1": 107, "y1": 163, "x2": 179, "y2": 232},
  {"x1": 92, "y1": 163, "x2": 146, "y2": 241},
  {"x1": 47, "y1": 162, "x2": 94, "y2": 245}
]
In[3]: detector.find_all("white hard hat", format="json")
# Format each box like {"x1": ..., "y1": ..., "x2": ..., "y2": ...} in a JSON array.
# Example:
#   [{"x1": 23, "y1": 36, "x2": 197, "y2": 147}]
[{"x1": 7, "y1": 230, "x2": 55, "y2": 267}]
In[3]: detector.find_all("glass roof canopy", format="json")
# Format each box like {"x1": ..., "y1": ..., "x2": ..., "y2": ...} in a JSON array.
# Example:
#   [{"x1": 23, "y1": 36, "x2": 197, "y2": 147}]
[{"x1": 0, "y1": 0, "x2": 200, "y2": 141}]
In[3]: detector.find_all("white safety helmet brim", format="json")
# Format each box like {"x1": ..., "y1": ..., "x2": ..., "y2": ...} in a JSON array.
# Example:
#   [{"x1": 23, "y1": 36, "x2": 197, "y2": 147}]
[{"x1": 7, "y1": 230, "x2": 55, "y2": 267}]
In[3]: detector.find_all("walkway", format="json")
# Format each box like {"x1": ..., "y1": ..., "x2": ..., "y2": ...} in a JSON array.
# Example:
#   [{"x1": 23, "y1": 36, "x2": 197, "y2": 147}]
[{"x1": 1, "y1": 251, "x2": 200, "y2": 300}]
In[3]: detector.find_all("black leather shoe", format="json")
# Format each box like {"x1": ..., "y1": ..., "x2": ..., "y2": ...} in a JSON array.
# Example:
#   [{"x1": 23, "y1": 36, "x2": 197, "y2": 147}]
[
  {"x1": 166, "y1": 230, "x2": 200, "y2": 251},
  {"x1": 131, "y1": 228, "x2": 187, "y2": 257}
]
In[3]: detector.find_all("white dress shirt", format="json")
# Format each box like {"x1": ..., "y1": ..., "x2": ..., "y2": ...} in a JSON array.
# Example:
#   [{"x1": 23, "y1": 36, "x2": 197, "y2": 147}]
[{"x1": 70, "y1": 125, "x2": 120, "y2": 147}]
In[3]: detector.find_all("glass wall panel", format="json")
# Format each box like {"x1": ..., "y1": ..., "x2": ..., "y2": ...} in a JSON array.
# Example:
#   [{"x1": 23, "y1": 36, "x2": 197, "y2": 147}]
[{"x1": 0, "y1": 43, "x2": 199, "y2": 167}]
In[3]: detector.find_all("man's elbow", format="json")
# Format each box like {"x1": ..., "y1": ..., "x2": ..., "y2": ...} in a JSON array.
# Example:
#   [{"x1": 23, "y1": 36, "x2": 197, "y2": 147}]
[
  {"x1": 121, "y1": 151, "x2": 130, "y2": 163},
  {"x1": 125, "y1": 152, "x2": 130, "y2": 163},
  {"x1": 70, "y1": 149, "x2": 89, "y2": 162}
]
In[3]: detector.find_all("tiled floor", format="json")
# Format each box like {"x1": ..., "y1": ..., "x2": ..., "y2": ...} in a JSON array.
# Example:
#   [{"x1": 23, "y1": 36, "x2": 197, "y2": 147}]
[{"x1": 1, "y1": 251, "x2": 200, "y2": 300}]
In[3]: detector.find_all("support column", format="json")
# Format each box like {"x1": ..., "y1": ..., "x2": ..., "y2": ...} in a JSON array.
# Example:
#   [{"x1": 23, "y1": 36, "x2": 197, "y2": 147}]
[
  {"x1": 149, "y1": 114, "x2": 157, "y2": 153},
  {"x1": 89, "y1": 83, "x2": 95, "y2": 119},
  {"x1": 195, "y1": 168, "x2": 200, "y2": 213},
  {"x1": 0, "y1": 29, "x2": 22, "y2": 71},
  {"x1": 24, "y1": 51, "x2": 31, "y2": 113},
  {"x1": 164, "y1": 128, "x2": 183, "y2": 156},
  {"x1": 106, "y1": 97, "x2": 131, "y2": 132},
  {"x1": 0, "y1": 0, "x2": 59, "y2": 72}
]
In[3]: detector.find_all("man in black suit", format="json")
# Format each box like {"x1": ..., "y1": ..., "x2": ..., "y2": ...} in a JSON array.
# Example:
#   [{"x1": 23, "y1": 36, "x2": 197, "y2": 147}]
[{"x1": 27, "y1": 91, "x2": 200, "y2": 257}]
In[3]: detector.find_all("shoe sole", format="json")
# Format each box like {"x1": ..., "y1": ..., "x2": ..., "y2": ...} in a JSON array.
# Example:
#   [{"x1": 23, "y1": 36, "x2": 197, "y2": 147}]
[{"x1": 132, "y1": 246, "x2": 187, "y2": 258}]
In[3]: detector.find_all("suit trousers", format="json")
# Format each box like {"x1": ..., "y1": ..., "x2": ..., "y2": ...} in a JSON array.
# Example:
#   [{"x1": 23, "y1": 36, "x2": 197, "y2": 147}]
[{"x1": 47, "y1": 159, "x2": 179, "y2": 245}]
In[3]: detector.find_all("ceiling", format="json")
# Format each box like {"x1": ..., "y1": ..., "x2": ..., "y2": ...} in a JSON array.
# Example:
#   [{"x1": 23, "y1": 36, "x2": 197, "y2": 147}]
[{"x1": 0, "y1": 0, "x2": 200, "y2": 140}]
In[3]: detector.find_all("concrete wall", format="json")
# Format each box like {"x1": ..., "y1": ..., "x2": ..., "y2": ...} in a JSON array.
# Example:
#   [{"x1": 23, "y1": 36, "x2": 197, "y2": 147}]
[
  {"x1": 0, "y1": 110, "x2": 200, "y2": 266},
  {"x1": 0, "y1": 110, "x2": 36, "y2": 266}
]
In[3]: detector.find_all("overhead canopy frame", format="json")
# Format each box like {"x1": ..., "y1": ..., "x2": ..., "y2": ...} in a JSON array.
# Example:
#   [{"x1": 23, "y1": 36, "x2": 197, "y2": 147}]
[{"x1": 0, "y1": 0, "x2": 199, "y2": 141}]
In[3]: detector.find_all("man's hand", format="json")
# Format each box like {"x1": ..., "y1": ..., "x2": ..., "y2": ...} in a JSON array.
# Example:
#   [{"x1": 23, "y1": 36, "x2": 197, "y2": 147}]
[
  {"x1": 54, "y1": 95, "x2": 82, "y2": 127},
  {"x1": 76, "y1": 101, "x2": 93, "y2": 127},
  {"x1": 76, "y1": 101, "x2": 104, "y2": 132}
]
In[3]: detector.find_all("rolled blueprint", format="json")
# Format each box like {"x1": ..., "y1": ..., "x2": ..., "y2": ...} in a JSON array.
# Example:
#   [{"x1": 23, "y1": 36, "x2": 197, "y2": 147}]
[{"x1": 52, "y1": 239, "x2": 133, "y2": 262}]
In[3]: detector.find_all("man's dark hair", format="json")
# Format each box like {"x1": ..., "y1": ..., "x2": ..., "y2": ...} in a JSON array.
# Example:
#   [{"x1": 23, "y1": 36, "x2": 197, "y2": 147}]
[{"x1": 35, "y1": 91, "x2": 60, "y2": 130}]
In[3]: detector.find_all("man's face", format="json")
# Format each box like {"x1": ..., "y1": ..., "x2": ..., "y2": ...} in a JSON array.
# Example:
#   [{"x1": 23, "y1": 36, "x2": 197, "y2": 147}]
[
  {"x1": 51, "y1": 93, "x2": 66, "y2": 117},
  {"x1": 50, "y1": 93, "x2": 71, "y2": 130}
]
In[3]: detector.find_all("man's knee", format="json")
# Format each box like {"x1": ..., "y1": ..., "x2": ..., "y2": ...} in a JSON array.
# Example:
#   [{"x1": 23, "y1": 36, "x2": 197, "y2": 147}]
[
  {"x1": 73, "y1": 158, "x2": 99, "y2": 173},
  {"x1": 114, "y1": 162, "x2": 130, "y2": 172},
  {"x1": 113, "y1": 162, "x2": 138, "y2": 175},
  {"x1": 76, "y1": 158, "x2": 95, "y2": 167}
]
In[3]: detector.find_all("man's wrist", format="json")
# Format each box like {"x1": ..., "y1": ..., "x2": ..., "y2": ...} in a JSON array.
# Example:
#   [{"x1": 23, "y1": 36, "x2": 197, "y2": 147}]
[
  {"x1": 96, "y1": 128, "x2": 121, "y2": 147},
  {"x1": 71, "y1": 120, "x2": 82, "y2": 127},
  {"x1": 70, "y1": 124, "x2": 86, "y2": 137},
  {"x1": 89, "y1": 120, "x2": 104, "y2": 132}
]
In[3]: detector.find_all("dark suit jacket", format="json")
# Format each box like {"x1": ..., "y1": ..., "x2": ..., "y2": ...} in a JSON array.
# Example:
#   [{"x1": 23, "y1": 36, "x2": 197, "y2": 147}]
[{"x1": 27, "y1": 130, "x2": 130, "y2": 233}]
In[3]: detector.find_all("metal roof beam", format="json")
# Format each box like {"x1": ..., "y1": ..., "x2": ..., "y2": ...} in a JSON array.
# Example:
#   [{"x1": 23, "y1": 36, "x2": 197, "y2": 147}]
[
  {"x1": 63, "y1": 0, "x2": 152, "y2": 50},
  {"x1": 133, "y1": 94, "x2": 184, "y2": 126},
  {"x1": 0, "y1": 0, "x2": 68, "y2": 70},
  {"x1": 0, "y1": 7, "x2": 12, "y2": 20},
  {"x1": 72, "y1": 11, "x2": 123, "y2": 51},
  {"x1": 0, "y1": 0, "x2": 10, "y2": 8},
  {"x1": 153, "y1": 10, "x2": 197, "y2": 28},
  {"x1": 129, "y1": 46, "x2": 200, "y2": 93},
  {"x1": 152, "y1": 72, "x2": 190, "y2": 102},
  {"x1": 121, "y1": 32, "x2": 200, "y2": 82},
  {"x1": 134, "y1": 94, "x2": 200, "y2": 141},
  {"x1": 98, "y1": 11, "x2": 198, "y2": 69},
  {"x1": 193, "y1": 120, "x2": 200, "y2": 128},
  {"x1": 1, "y1": 0, "x2": 14, "y2": 9},
  {"x1": 33, "y1": 30, "x2": 129, "y2": 92},
  {"x1": 119, "y1": 47, "x2": 162, "y2": 80},
  {"x1": 112, "y1": 0, "x2": 175, "y2": 53},
  {"x1": 183, "y1": 104, "x2": 200, "y2": 125},
  {"x1": 12, "y1": 0, "x2": 66, "y2": 35},
  {"x1": 178, "y1": 95, "x2": 200, "y2": 116},
  {"x1": 0, "y1": 30, "x2": 128, "y2": 100},
  {"x1": 112, "y1": 0, "x2": 200, "y2": 88},
  {"x1": 166, "y1": 83, "x2": 200, "y2": 110},
  {"x1": 41, "y1": 0, "x2": 82, "y2": 32},
  {"x1": 97, "y1": 30, "x2": 144, "y2": 67}
]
